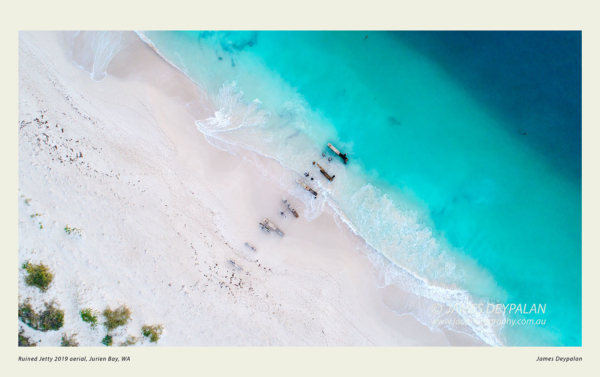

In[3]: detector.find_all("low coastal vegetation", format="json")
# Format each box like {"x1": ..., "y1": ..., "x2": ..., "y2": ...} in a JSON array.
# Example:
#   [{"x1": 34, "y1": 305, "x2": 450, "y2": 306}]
[
  {"x1": 119, "y1": 335, "x2": 140, "y2": 347},
  {"x1": 30, "y1": 212, "x2": 44, "y2": 228},
  {"x1": 142, "y1": 324, "x2": 164, "y2": 343},
  {"x1": 18, "y1": 299, "x2": 64, "y2": 331},
  {"x1": 64, "y1": 225, "x2": 83, "y2": 236},
  {"x1": 24, "y1": 198, "x2": 31, "y2": 206},
  {"x1": 80, "y1": 308, "x2": 99, "y2": 328},
  {"x1": 101, "y1": 334, "x2": 113, "y2": 347},
  {"x1": 61, "y1": 333, "x2": 79, "y2": 347},
  {"x1": 22, "y1": 261, "x2": 54, "y2": 292},
  {"x1": 18, "y1": 327, "x2": 36, "y2": 347},
  {"x1": 103, "y1": 305, "x2": 131, "y2": 331}
]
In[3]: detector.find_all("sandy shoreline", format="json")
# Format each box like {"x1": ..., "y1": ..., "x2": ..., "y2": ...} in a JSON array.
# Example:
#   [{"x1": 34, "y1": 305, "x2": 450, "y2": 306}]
[{"x1": 18, "y1": 31, "x2": 485, "y2": 346}]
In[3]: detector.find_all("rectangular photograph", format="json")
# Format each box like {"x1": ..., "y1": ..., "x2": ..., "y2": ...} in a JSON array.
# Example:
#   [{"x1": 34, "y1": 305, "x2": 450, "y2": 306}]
[{"x1": 18, "y1": 31, "x2": 581, "y2": 347}]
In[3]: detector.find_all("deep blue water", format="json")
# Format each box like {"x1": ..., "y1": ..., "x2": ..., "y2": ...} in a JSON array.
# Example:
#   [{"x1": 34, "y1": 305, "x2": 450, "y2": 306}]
[
  {"x1": 140, "y1": 31, "x2": 582, "y2": 346},
  {"x1": 397, "y1": 31, "x2": 582, "y2": 181}
]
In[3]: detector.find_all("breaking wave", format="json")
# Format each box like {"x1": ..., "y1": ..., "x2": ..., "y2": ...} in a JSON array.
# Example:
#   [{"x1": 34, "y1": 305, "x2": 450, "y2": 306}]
[{"x1": 196, "y1": 81, "x2": 271, "y2": 133}]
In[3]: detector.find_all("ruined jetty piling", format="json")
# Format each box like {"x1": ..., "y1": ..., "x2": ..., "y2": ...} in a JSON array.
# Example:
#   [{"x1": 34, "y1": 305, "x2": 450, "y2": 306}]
[
  {"x1": 327, "y1": 143, "x2": 348, "y2": 164},
  {"x1": 297, "y1": 180, "x2": 318, "y2": 197},
  {"x1": 312, "y1": 161, "x2": 335, "y2": 181},
  {"x1": 228, "y1": 260, "x2": 242, "y2": 271},
  {"x1": 283, "y1": 198, "x2": 300, "y2": 218},
  {"x1": 259, "y1": 222, "x2": 271, "y2": 234},
  {"x1": 264, "y1": 218, "x2": 285, "y2": 236}
]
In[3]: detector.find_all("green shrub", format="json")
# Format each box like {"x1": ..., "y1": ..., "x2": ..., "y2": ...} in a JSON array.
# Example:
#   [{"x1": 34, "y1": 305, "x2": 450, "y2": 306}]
[
  {"x1": 80, "y1": 308, "x2": 99, "y2": 328},
  {"x1": 101, "y1": 335, "x2": 113, "y2": 347},
  {"x1": 61, "y1": 333, "x2": 79, "y2": 347},
  {"x1": 141, "y1": 324, "x2": 164, "y2": 343},
  {"x1": 39, "y1": 302, "x2": 64, "y2": 331},
  {"x1": 18, "y1": 327, "x2": 36, "y2": 347},
  {"x1": 64, "y1": 225, "x2": 82, "y2": 236},
  {"x1": 22, "y1": 261, "x2": 54, "y2": 292},
  {"x1": 103, "y1": 305, "x2": 131, "y2": 331},
  {"x1": 18, "y1": 300, "x2": 36, "y2": 327},
  {"x1": 18, "y1": 300, "x2": 64, "y2": 331},
  {"x1": 119, "y1": 335, "x2": 140, "y2": 347}
]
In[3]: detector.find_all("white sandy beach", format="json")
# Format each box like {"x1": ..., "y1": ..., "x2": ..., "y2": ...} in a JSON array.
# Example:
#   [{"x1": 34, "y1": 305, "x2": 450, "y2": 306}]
[{"x1": 18, "y1": 31, "x2": 486, "y2": 346}]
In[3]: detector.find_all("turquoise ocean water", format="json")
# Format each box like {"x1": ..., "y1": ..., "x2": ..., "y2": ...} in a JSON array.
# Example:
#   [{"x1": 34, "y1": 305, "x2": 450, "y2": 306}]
[{"x1": 136, "y1": 31, "x2": 581, "y2": 346}]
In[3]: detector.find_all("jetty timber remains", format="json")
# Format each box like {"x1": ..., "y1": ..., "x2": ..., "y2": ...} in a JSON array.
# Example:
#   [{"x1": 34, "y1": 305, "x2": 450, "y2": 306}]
[
  {"x1": 228, "y1": 260, "x2": 243, "y2": 270},
  {"x1": 264, "y1": 218, "x2": 285, "y2": 236},
  {"x1": 297, "y1": 180, "x2": 318, "y2": 197},
  {"x1": 327, "y1": 143, "x2": 348, "y2": 164},
  {"x1": 283, "y1": 198, "x2": 300, "y2": 218},
  {"x1": 259, "y1": 222, "x2": 271, "y2": 233},
  {"x1": 313, "y1": 161, "x2": 335, "y2": 181}
]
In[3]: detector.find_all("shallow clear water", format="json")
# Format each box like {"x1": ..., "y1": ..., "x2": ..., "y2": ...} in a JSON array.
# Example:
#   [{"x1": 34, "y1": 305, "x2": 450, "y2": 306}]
[{"x1": 139, "y1": 31, "x2": 581, "y2": 346}]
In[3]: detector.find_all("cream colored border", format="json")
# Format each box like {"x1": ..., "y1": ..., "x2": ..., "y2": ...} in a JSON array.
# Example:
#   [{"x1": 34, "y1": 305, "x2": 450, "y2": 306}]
[{"x1": 2, "y1": 1, "x2": 597, "y2": 375}]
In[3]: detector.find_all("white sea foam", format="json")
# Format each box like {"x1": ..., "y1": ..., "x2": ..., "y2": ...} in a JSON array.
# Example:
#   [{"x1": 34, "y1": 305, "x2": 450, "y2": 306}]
[
  {"x1": 66, "y1": 31, "x2": 135, "y2": 82},
  {"x1": 196, "y1": 81, "x2": 271, "y2": 133},
  {"x1": 133, "y1": 32, "x2": 505, "y2": 346}
]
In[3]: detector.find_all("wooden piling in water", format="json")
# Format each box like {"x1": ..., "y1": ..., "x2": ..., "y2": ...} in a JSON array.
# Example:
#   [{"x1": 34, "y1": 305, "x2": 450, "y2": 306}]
[
  {"x1": 313, "y1": 161, "x2": 335, "y2": 181},
  {"x1": 297, "y1": 180, "x2": 318, "y2": 197},
  {"x1": 327, "y1": 143, "x2": 348, "y2": 164}
]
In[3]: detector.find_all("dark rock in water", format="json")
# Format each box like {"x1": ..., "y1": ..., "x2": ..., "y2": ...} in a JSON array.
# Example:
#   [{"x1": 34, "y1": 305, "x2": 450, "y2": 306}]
[
  {"x1": 286, "y1": 130, "x2": 300, "y2": 139},
  {"x1": 199, "y1": 31, "x2": 258, "y2": 53},
  {"x1": 431, "y1": 205, "x2": 447, "y2": 217},
  {"x1": 279, "y1": 110, "x2": 294, "y2": 126},
  {"x1": 198, "y1": 31, "x2": 216, "y2": 41},
  {"x1": 451, "y1": 180, "x2": 496, "y2": 206},
  {"x1": 388, "y1": 116, "x2": 402, "y2": 126},
  {"x1": 218, "y1": 56, "x2": 223, "y2": 61},
  {"x1": 231, "y1": 58, "x2": 235, "y2": 67},
  {"x1": 220, "y1": 31, "x2": 258, "y2": 52}
]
